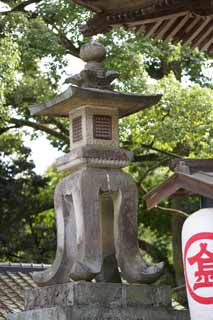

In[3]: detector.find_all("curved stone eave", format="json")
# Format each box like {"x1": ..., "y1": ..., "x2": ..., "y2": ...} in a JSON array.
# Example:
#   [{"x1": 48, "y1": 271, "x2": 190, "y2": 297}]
[{"x1": 29, "y1": 85, "x2": 162, "y2": 118}]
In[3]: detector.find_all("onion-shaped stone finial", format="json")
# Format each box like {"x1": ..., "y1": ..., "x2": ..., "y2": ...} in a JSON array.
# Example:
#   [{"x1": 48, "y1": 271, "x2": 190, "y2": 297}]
[
  {"x1": 66, "y1": 41, "x2": 119, "y2": 90},
  {"x1": 80, "y1": 41, "x2": 106, "y2": 63}
]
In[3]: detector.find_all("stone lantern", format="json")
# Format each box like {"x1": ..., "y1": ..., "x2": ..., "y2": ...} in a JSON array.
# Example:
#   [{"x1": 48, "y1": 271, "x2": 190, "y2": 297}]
[
  {"x1": 8, "y1": 43, "x2": 189, "y2": 320},
  {"x1": 30, "y1": 41, "x2": 163, "y2": 286}
]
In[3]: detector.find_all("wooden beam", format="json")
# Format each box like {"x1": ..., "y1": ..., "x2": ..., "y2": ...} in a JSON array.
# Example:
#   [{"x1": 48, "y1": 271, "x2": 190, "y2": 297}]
[
  {"x1": 185, "y1": 14, "x2": 201, "y2": 33},
  {"x1": 165, "y1": 13, "x2": 190, "y2": 41},
  {"x1": 180, "y1": 16, "x2": 202, "y2": 43},
  {"x1": 145, "y1": 20, "x2": 163, "y2": 37},
  {"x1": 172, "y1": 16, "x2": 195, "y2": 42},
  {"x1": 192, "y1": 21, "x2": 213, "y2": 49},
  {"x1": 127, "y1": 11, "x2": 188, "y2": 27},
  {"x1": 156, "y1": 17, "x2": 179, "y2": 39},
  {"x1": 170, "y1": 159, "x2": 213, "y2": 172},
  {"x1": 154, "y1": 19, "x2": 169, "y2": 39},
  {"x1": 180, "y1": 174, "x2": 213, "y2": 200},
  {"x1": 138, "y1": 22, "x2": 153, "y2": 34},
  {"x1": 144, "y1": 174, "x2": 180, "y2": 209},
  {"x1": 201, "y1": 36, "x2": 213, "y2": 52},
  {"x1": 185, "y1": 16, "x2": 211, "y2": 44}
]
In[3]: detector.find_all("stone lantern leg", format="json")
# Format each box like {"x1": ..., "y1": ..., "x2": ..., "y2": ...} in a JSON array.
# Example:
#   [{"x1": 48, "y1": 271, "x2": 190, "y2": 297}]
[
  {"x1": 8, "y1": 42, "x2": 189, "y2": 320},
  {"x1": 30, "y1": 42, "x2": 163, "y2": 287}
]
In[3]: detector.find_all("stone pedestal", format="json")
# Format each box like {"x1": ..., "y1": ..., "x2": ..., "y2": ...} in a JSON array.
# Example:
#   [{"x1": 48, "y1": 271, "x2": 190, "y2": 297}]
[{"x1": 8, "y1": 282, "x2": 189, "y2": 320}]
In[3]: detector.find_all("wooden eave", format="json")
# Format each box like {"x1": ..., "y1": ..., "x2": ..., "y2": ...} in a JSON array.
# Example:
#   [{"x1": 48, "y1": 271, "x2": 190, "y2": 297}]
[
  {"x1": 74, "y1": 0, "x2": 213, "y2": 54},
  {"x1": 73, "y1": 0, "x2": 213, "y2": 15},
  {"x1": 170, "y1": 159, "x2": 213, "y2": 173},
  {"x1": 144, "y1": 171, "x2": 213, "y2": 209}
]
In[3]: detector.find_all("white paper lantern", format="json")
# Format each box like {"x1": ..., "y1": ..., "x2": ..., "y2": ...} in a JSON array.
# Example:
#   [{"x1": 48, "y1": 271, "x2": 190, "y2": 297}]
[{"x1": 182, "y1": 208, "x2": 213, "y2": 320}]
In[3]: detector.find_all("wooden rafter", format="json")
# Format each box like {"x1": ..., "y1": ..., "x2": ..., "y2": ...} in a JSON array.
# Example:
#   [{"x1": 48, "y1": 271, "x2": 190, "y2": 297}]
[
  {"x1": 73, "y1": 0, "x2": 213, "y2": 54},
  {"x1": 166, "y1": 14, "x2": 192, "y2": 41}
]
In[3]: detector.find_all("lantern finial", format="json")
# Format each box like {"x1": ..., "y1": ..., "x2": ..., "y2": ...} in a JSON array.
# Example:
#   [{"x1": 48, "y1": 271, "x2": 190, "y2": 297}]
[{"x1": 67, "y1": 41, "x2": 119, "y2": 90}]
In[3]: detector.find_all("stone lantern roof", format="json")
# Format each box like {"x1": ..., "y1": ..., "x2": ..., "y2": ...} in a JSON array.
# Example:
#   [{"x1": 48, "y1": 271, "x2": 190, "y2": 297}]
[
  {"x1": 72, "y1": 0, "x2": 213, "y2": 54},
  {"x1": 144, "y1": 159, "x2": 213, "y2": 209},
  {"x1": 30, "y1": 85, "x2": 161, "y2": 118}
]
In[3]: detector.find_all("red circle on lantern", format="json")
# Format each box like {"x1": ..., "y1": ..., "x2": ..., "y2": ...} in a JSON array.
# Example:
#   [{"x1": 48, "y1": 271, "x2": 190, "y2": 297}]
[{"x1": 184, "y1": 232, "x2": 213, "y2": 304}]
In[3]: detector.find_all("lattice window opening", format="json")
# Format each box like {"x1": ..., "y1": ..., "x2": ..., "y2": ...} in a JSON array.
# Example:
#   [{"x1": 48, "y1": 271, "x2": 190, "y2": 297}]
[
  {"x1": 72, "y1": 116, "x2": 83, "y2": 143},
  {"x1": 93, "y1": 115, "x2": 112, "y2": 140}
]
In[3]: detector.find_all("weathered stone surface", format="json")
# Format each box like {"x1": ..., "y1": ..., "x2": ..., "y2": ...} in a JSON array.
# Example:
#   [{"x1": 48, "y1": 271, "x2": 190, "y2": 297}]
[
  {"x1": 29, "y1": 42, "x2": 164, "y2": 291},
  {"x1": 25, "y1": 283, "x2": 171, "y2": 311},
  {"x1": 33, "y1": 167, "x2": 163, "y2": 287},
  {"x1": 69, "y1": 106, "x2": 119, "y2": 150},
  {"x1": 10, "y1": 280, "x2": 190, "y2": 320},
  {"x1": 68, "y1": 42, "x2": 119, "y2": 90},
  {"x1": 64, "y1": 305, "x2": 190, "y2": 320},
  {"x1": 8, "y1": 305, "x2": 189, "y2": 320},
  {"x1": 8, "y1": 307, "x2": 60, "y2": 320},
  {"x1": 54, "y1": 145, "x2": 133, "y2": 171},
  {"x1": 29, "y1": 85, "x2": 161, "y2": 118}
]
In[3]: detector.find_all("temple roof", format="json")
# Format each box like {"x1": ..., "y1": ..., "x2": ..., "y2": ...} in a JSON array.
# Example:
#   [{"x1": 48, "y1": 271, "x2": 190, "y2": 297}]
[
  {"x1": 73, "y1": 0, "x2": 213, "y2": 54},
  {"x1": 30, "y1": 85, "x2": 161, "y2": 118},
  {"x1": 0, "y1": 263, "x2": 48, "y2": 320},
  {"x1": 144, "y1": 159, "x2": 213, "y2": 209},
  {"x1": 73, "y1": 0, "x2": 150, "y2": 12}
]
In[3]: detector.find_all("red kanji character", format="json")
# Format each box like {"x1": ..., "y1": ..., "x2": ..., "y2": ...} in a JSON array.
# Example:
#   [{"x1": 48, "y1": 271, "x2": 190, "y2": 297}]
[{"x1": 188, "y1": 243, "x2": 213, "y2": 290}]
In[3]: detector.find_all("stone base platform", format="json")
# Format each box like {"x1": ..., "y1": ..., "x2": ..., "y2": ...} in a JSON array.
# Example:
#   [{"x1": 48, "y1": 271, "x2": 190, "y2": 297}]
[{"x1": 8, "y1": 282, "x2": 189, "y2": 320}]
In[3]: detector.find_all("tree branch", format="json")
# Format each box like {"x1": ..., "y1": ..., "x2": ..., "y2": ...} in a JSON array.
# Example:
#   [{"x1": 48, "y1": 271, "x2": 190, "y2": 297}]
[
  {"x1": 154, "y1": 205, "x2": 189, "y2": 218},
  {"x1": 133, "y1": 153, "x2": 162, "y2": 162},
  {"x1": 9, "y1": 118, "x2": 69, "y2": 144},
  {"x1": 0, "y1": 1, "x2": 80, "y2": 58},
  {"x1": 48, "y1": 118, "x2": 70, "y2": 137},
  {"x1": 0, "y1": 0, "x2": 41, "y2": 18},
  {"x1": 172, "y1": 284, "x2": 186, "y2": 293},
  {"x1": 58, "y1": 33, "x2": 80, "y2": 58},
  {"x1": 11, "y1": 0, "x2": 42, "y2": 12},
  {"x1": 0, "y1": 125, "x2": 17, "y2": 135},
  {"x1": 140, "y1": 156, "x2": 170, "y2": 180},
  {"x1": 141, "y1": 144, "x2": 183, "y2": 159}
]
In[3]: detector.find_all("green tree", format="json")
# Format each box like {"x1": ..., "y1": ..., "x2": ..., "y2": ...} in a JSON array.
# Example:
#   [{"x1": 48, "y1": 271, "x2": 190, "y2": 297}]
[{"x1": 0, "y1": 132, "x2": 55, "y2": 262}]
